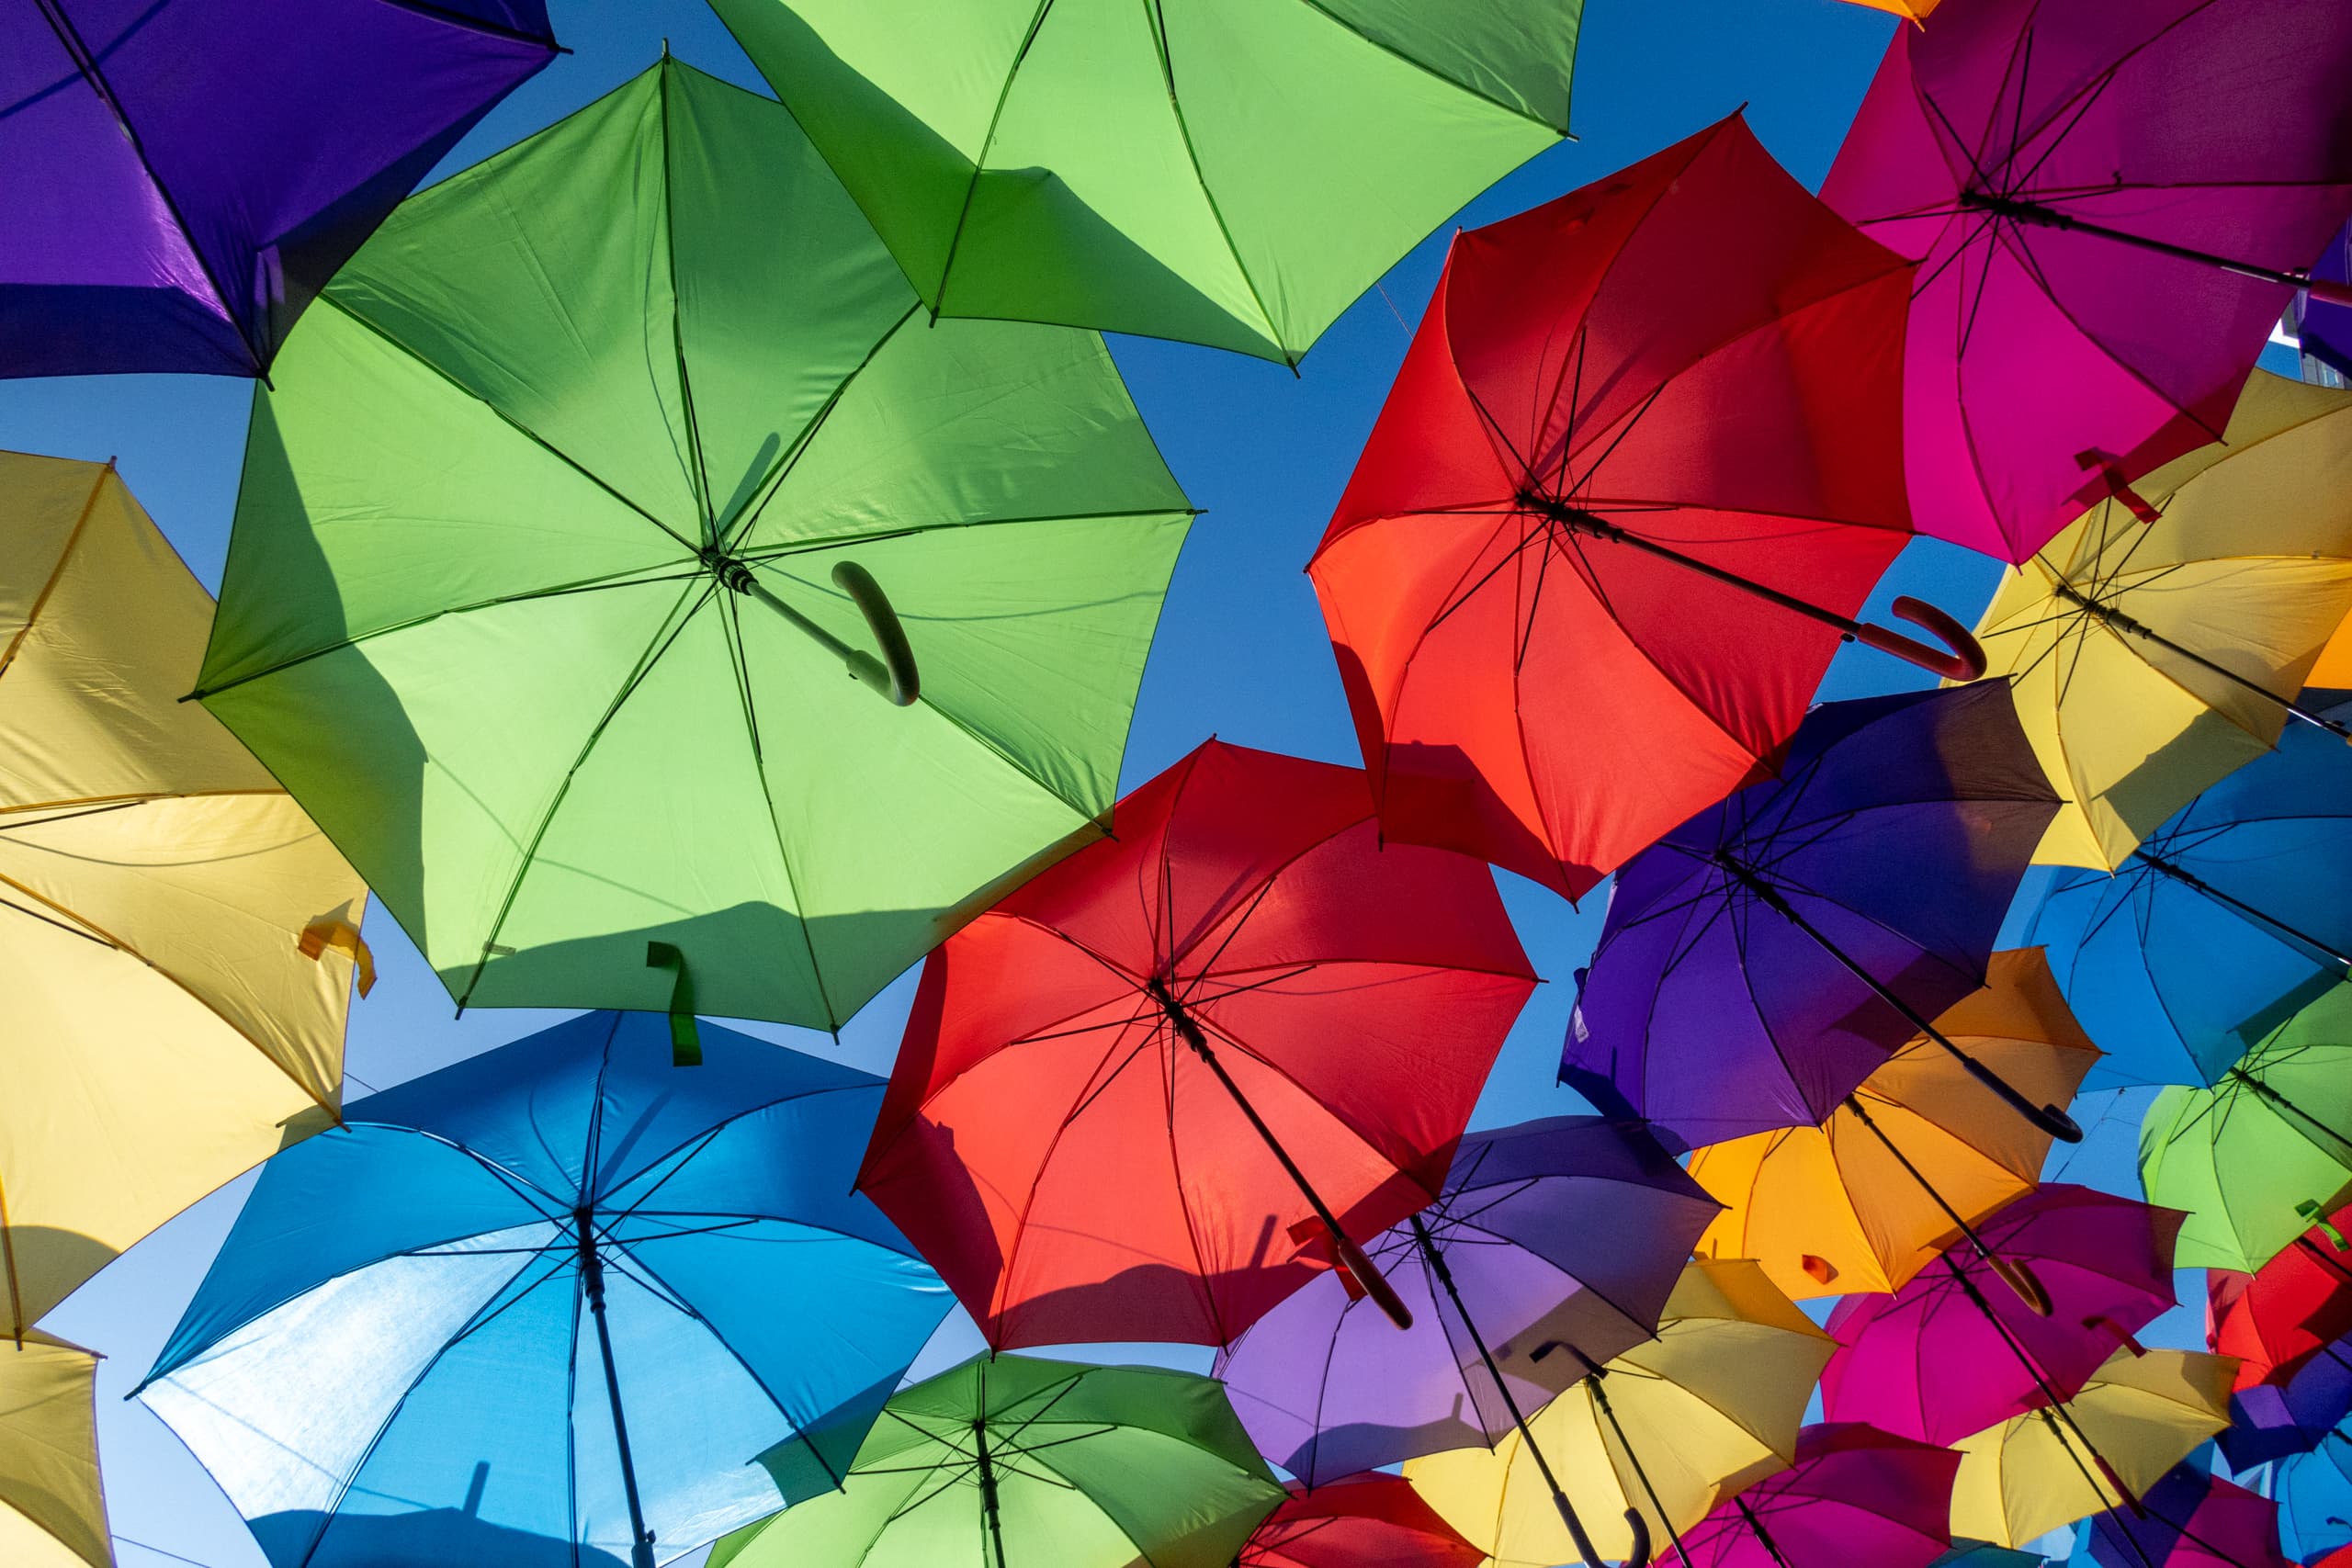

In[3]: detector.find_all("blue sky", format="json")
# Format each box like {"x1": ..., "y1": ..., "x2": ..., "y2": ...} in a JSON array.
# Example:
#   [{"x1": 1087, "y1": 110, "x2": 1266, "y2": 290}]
[{"x1": 3, "y1": 3, "x2": 2234, "y2": 1565}]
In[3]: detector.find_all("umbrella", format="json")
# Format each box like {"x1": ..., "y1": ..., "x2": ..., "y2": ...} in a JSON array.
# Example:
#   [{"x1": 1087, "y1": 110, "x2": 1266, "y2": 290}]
[
  {"x1": 1403, "y1": 1260, "x2": 1837, "y2": 1567},
  {"x1": 1928, "y1": 1548, "x2": 2045, "y2": 1568},
  {"x1": 2, "y1": 0, "x2": 557, "y2": 378},
  {"x1": 1691, "y1": 948, "x2": 2100, "y2": 1300},
  {"x1": 2278, "y1": 1433, "x2": 2352, "y2": 1562},
  {"x1": 1969, "y1": 369, "x2": 2352, "y2": 870},
  {"x1": 1560, "y1": 682, "x2": 2069, "y2": 1150},
  {"x1": 1657, "y1": 1424, "x2": 1962, "y2": 1568},
  {"x1": 1238, "y1": 1474, "x2": 1484, "y2": 1568},
  {"x1": 2302, "y1": 220, "x2": 2352, "y2": 382},
  {"x1": 858, "y1": 739, "x2": 1537, "y2": 1348},
  {"x1": 1821, "y1": 1186, "x2": 2185, "y2": 1447},
  {"x1": 133, "y1": 1011, "x2": 955, "y2": 1568},
  {"x1": 1216, "y1": 1117, "x2": 1717, "y2": 1563},
  {"x1": 2138, "y1": 985, "x2": 2352, "y2": 1269},
  {"x1": 705, "y1": 0, "x2": 1579, "y2": 366},
  {"x1": 707, "y1": 1356, "x2": 1286, "y2": 1568},
  {"x1": 1845, "y1": 0, "x2": 1939, "y2": 18},
  {"x1": 1946, "y1": 1349, "x2": 2233, "y2": 1550},
  {"x1": 188, "y1": 56, "x2": 1196, "y2": 1035},
  {"x1": 2030, "y1": 718, "x2": 2352, "y2": 1089},
  {"x1": 2086, "y1": 1469, "x2": 2294, "y2": 1568},
  {"x1": 1310, "y1": 110, "x2": 1976, "y2": 903},
  {"x1": 2216, "y1": 1327, "x2": 2352, "y2": 1469},
  {"x1": 2205, "y1": 1211, "x2": 2352, "y2": 1391},
  {"x1": 0, "y1": 1333, "x2": 108, "y2": 1568},
  {"x1": 2, "y1": 449, "x2": 366, "y2": 1339},
  {"x1": 1820, "y1": 0, "x2": 2352, "y2": 562}
]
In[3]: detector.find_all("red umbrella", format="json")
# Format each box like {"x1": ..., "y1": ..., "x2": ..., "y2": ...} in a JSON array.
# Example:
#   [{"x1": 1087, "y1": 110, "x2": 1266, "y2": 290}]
[
  {"x1": 1309, "y1": 112, "x2": 1980, "y2": 902},
  {"x1": 2209, "y1": 1202, "x2": 2352, "y2": 1392},
  {"x1": 1241, "y1": 1474, "x2": 1485, "y2": 1568},
  {"x1": 858, "y1": 740, "x2": 1539, "y2": 1348}
]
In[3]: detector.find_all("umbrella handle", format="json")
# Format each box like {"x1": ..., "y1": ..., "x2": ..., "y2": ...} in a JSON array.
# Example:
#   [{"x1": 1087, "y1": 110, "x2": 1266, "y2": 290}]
[
  {"x1": 1948, "y1": 1043, "x2": 2083, "y2": 1143},
  {"x1": 1987, "y1": 1254, "x2": 2053, "y2": 1316},
  {"x1": 1621, "y1": 1508, "x2": 1653, "y2": 1568},
  {"x1": 2309, "y1": 276, "x2": 2352, "y2": 310},
  {"x1": 830, "y1": 561, "x2": 922, "y2": 706},
  {"x1": 1328, "y1": 1227, "x2": 1413, "y2": 1330},
  {"x1": 1854, "y1": 596, "x2": 1987, "y2": 681}
]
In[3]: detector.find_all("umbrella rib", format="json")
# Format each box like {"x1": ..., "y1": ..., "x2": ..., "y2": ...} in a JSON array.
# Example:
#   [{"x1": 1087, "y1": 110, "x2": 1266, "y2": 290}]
[
  {"x1": 1290, "y1": 0, "x2": 1577, "y2": 134},
  {"x1": 27, "y1": 1, "x2": 258, "y2": 367},
  {"x1": 455, "y1": 578, "x2": 717, "y2": 1010},
  {"x1": 1170, "y1": 813, "x2": 1368, "y2": 992},
  {"x1": 654, "y1": 59, "x2": 718, "y2": 537},
  {"x1": 920, "y1": 0, "x2": 1056, "y2": 325},
  {"x1": 734, "y1": 506, "x2": 1201, "y2": 565},
  {"x1": 1149, "y1": 5, "x2": 1294, "y2": 365},
  {"x1": 0, "y1": 459, "x2": 106, "y2": 684},
  {"x1": 0, "y1": 887, "x2": 111, "y2": 948},
  {"x1": 716, "y1": 590, "x2": 841, "y2": 1027},
  {"x1": 362, "y1": 0, "x2": 559, "y2": 48}
]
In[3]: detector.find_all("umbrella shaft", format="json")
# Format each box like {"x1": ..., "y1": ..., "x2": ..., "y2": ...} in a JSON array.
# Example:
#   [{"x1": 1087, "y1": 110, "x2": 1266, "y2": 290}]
[
  {"x1": 974, "y1": 1418, "x2": 1009, "y2": 1568},
  {"x1": 1733, "y1": 1498, "x2": 1795, "y2": 1568},
  {"x1": 2048, "y1": 582, "x2": 2352, "y2": 739},
  {"x1": 579, "y1": 1221, "x2": 657, "y2": 1568},
  {"x1": 1842, "y1": 1098, "x2": 2007, "y2": 1271},
  {"x1": 1517, "y1": 494, "x2": 1863, "y2": 637},
  {"x1": 2132, "y1": 852, "x2": 2352, "y2": 970},
  {"x1": 1959, "y1": 192, "x2": 2322, "y2": 294}
]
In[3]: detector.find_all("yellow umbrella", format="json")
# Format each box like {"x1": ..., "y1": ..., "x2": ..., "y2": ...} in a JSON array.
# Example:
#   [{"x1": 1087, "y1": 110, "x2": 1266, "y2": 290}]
[
  {"x1": 0, "y1": 1333, "x2": 110, "y2": 1568},
  {"x1": 1402, "y1": 1259, "x2": 1834, "y2": 1566},
  {"x1": 1691, "y1": 949, "x2": 2101, "y2": 1300},
  {"x1": 1948, "y1": 1348, "x2": 2234, "y2": 1548},
  {"x1": 1, "y1": 451, "x2": 366, "y2": 1337},
  {"x1": 1967, "y1": 370, "x2": 2352, "y2": 870}
]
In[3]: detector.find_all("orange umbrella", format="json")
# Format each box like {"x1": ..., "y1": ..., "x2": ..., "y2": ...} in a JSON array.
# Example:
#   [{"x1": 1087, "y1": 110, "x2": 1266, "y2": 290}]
[
  {"x1": 1842, "y1": 0, "x2": 1938, "y2": 19},
  {"x1": 1690, "y1": 950, "x2": 2100, "y2": 1300}
]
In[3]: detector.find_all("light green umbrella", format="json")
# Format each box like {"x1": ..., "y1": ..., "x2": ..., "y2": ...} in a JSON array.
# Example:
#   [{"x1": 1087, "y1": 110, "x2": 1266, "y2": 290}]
[
  {"x1": 707, "y1": 0, "x2": 1581, "y2": 365},
  {"x1": 194, "y1": 57, "x2": 1194, "y2": 1034},
  {"x1": 2139, "y1": 983, "x2": 2352, "y2": 1270},
  {"x1": 709, "y1": 1356, "x2": 1285, "y2": 1568}
]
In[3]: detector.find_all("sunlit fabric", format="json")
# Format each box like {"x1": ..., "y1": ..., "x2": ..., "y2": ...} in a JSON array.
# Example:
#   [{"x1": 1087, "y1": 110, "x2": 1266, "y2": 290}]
[
  {"x1": 0, "y1": 1333, "x2": 110, "y2": 1568},
  {"x1": 137, "y1": 1012, "x2": 953, "y2": 1568}
]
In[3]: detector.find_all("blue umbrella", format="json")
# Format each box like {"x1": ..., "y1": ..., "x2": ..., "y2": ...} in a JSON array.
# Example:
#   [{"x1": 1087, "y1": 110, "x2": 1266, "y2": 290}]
[
  {"x1": 2278, "y1": 1429, "x2": 2352, "y2": 1561},
  {"x1": 2030, "y1": 719, "x2": 2352, "y2": 1089},
  {"x1": 1559, "y1": 683, "x2": 2068, "y2": 1151},
  {"x1": 134, "y1": 1011, "x2": 954, "y2": 1568}
]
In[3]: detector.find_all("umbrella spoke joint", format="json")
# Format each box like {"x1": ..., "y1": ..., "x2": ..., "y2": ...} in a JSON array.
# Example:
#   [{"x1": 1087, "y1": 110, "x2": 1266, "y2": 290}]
[{"x1": 707, "y1": 547, "x2": 922, "y2": 706}]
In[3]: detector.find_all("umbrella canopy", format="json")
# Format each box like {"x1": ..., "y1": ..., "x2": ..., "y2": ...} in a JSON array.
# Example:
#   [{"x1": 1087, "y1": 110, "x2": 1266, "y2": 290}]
[
  {"x1": 134, "y1": 1011, "x2": 955, "y2": 1568},
  {"x1": 2278, "y1": 1433, "x2": 2352, "y2": 1562},
  {"x1": 1216, "y1": 1116, "x2": 1717, "y2": 1490},
  {"x1": 1403, "y1": 1260, "x2": 1836, "y2": 1567},
  {"x1": 2, "y1": 0, "x2": 557, "y2": 378},
  {"x1": 859, "y1": 739, "x2": 1537, "y2": 1349},
  {"x1": 705, "y1": 0, "x2": 1579, "y2": 366},
  {"x1": 707, "y1": 1356, "x2": 1286, "y2": 1568},
  {"x1": 1239, "y1": 1474, "x2": 1484, "y2": 1568},
  {"x1": 2217, "y1": 1330, "x2": 2352, "y2": 1469},
  {"x1": 1822, "y1": 1186, "x2": 2186, "y2": 1447},
  {"x1": 1843, "y1": 0, "x2": 1939, "y2": 17},
  {"x1": 1970, "y1": 370, "x2": 2352, "y2": 870},
  {"x1": 1310, "y1": 111, "x2": 1941, "y2": 903},
  {"x1": 2302, "y1": 219, "x2": 2352, "y2": 382},
  {"x1": 1926, "y1": 1549, "x2": 2043, "y2": 1568},
  {"x1": 1561, "y1": 682, "x2": 2066, "y2": 1151},
  {"x1": 0, "y1": 1333, "x2": 109, "y2": 1568},
  {"x1": 1, "y1": 450, "x2": 365, "y2": 1338},
  {"x1": 189, "y1": 57, "x2": 1196, "y2": 1033},
  {"x1": 2086, "y1": 1469, "x2": 2293, "y2": 1568},
  {"x1": 1691, "y1": 948, "x2": 2100, "y2": 1300},
  {"x1": 1658, "y1": 1424, "x2": 1962, "y2": 1568},
  {"x1": 1821, "y1": 0, "x2": 2352, "y2": 562},
  {"x1": 1945, "y1": 1350, "x2": 2233, "y2": 1550},
  {"x1": 2206, "y1": 1213, "x2": 2352, "y2": 1391},
  {"x1": 2138, "y1": 985, "x2": 2352, "y2": 1271},
  {"x1": 2030, "y1": 718, "x2": 2352, "y2": 1089}
]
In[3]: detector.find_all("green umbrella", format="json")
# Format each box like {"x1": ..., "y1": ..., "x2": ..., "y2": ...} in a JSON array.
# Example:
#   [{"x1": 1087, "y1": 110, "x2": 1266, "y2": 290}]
[
  {"x1": 706, "y1": 0, "x2": 1581, "y2": 366},
  {"x1": 2140, "y1": 983, "x2": 2352, "y2": 1270},
  {"x1": 194, "y1": 57, "x2": 1195, "y2": 1034},
  {"x1": 708, "y1": 1356, "x2": 1285, "y2": 1568}
]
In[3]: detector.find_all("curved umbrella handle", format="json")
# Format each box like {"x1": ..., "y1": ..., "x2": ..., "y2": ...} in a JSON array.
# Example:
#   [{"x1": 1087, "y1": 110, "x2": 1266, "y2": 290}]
[
  {"x1": 1621, "y1": 1508, "x2": 1653, "y2": 1568},
  {"x1": 1951, "y1": 1045, "x2": 2083, "y2": 1143},
  {"x1": 830, "y1": 561, "x2": 921, "y2": 706},
  {"x1": 1989, "y1": 1255, "x2": 2052, "y2": 1316},
  {"x1": 1854, "y1": 596, "x2": 1987, "y2": 682},
  {"x1": 1329, "y1": 1227, "x2": 1414, "y2": 1330},
  {"x1": 2308, "y1": 276, "x2": 2352, "y2": 310}
]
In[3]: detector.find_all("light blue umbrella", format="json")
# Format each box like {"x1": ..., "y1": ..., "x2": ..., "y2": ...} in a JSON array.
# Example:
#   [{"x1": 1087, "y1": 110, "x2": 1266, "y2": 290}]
[
  {"x1": 2029, "y1": 718, "x2": 2352, "y2": 1089},
  {"x1": 2278, "y1": 1430, "x2": 2352, "y2": 1562},
  {"x1": 135, "y1": 1011, "x2": 954, "y2": 1568}
]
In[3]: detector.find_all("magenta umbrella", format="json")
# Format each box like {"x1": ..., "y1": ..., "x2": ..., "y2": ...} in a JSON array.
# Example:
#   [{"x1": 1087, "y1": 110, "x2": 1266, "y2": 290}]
[
  {"x1": 2087, "y1": 1468, "x2": 2295, "y2": 1568},
  {"x1": 1819, "y1": 1185, "x2": 2185, "y2": 1446},
  {"x1": 1821, "y1": 0, "x2": 2352, "y2": 562},
  {"x1": 1660, "y1": 1425, "x2": 1960, "y2": 1568}
]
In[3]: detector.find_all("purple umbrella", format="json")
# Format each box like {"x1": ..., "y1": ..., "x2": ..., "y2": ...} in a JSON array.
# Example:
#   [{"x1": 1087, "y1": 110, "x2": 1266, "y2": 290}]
[
  {"x1": 1216, "y1": 1116, "x2": 1720, "y2": 1568},
  {"x1": 1821, "y1": 0, "x2": 2352, "y2": 564},
  {"x1": 2216, "y1": 1336, "x2": 2352, "y2": 1469},
  {"x1": 1558, "y1": 682, "x2": 2066, "y2": 1151},
  {"x1": 4, "y1": 0, "x2": 557, "y2": 378},
  {"x1": 2087, "y1": 1467, "x2": 2294, "y2": 1568},
  {"x1": 1820, "y1": 1185, "x2": 2185, "y2": 1447},
  {"x1": 2302, "y1": 220, "x2": 2352, "y2": 381},
  {"x1": 1659, "y1": 1424, "x2": 1961, "y2": 1568}
]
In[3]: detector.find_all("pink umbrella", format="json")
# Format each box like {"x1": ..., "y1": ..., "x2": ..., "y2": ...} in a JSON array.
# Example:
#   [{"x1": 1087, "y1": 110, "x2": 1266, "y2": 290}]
[
  {"x1": 1820, "y1": 1185, "x2": 2185, "y2": 1446},
  {"x1": 1822, "y1": 0, "x2": 2352, "y2": 562},
  {"x1": 1661, "y1": 1425, "x2": 1960, "y2": 1568},
  {"x1": 2086, "y1": 1469, "x2": 2294, "y2": 1568}
]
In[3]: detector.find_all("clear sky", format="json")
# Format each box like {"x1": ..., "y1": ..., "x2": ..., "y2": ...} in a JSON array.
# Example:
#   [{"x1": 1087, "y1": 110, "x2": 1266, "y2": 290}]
[{"x1": 2, "y1": 3, "x2": 2225, "y2": 1566}]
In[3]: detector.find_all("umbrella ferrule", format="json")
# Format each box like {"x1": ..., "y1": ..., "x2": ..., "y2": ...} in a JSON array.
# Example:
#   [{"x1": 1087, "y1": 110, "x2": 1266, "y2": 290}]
[{"x1": 1959, "y1": 188, "x2": 2068, "y2": 229}]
